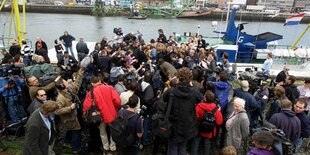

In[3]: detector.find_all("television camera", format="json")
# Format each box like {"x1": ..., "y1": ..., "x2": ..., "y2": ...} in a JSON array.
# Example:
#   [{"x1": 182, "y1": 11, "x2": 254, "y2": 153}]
[{"x1": 113, "y1": 27, "x2": 123, "y2": 35}]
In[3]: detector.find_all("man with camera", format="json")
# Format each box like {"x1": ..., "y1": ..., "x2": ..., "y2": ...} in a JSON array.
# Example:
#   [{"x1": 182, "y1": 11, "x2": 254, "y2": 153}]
[
  {"x1": 0, "y1": 74, "x2": 26, "y2": 123},
  {"x1": 53, "y1": 67, "x2": 84, "y2": 154},
  {"x1": 115, "y1": 94, "x2": 143, "y2": 155},
  {"x1": 113, "y1": 28, "x2": 124, "y2": 47},
  {"x1": 27, "y1": 75, "x2": 60, "y2": 101},
  {"x1": 83, "y1": 75, "x2": 121, "y2": 152}
]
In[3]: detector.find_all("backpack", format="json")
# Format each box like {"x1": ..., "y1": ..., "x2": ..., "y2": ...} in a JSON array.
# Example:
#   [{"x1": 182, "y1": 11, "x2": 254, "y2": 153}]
[
  {"x1": 199, "y1": 106, "x2": 218, "y2": 133},
  {"x1": 151, "y1": 93, "x2": 174, "y2": 138},
  {"x1": 110, "y1": 109, "x2": 139, "y2": 148}
]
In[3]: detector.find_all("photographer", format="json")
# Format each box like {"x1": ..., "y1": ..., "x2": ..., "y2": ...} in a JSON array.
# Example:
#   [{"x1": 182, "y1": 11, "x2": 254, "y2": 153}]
[
  {"x1": 57, "y1": 51, "x2": 79, "y2": 80},
  {"x1": 27, "y1": 75, "x2": 59, "y2": 101},
  {"x1": 54, "y1": 67, "x2": 85, "y2": 154},
  {"x1": 116, "y1": 94, "x2": 143, "y2": 155},
  {"x1": 136, "y1": 70, "x2": 154, "y2": 146},
  {"x1": 113, "y1": 28, "x2": 124, "y2": 47},
  {"x1": 0, "y1": 74, "x2": 26, "y2": 123}
]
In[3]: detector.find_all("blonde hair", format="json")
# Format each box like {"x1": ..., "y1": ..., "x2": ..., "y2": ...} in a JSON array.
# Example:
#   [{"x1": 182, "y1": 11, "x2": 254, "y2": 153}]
[{"x1": 219, "y1": 146, "x2": 237, "y2": 155}]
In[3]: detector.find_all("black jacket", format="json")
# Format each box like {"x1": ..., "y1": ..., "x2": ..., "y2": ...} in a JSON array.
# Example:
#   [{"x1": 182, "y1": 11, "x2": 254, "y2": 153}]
[
  {"x1": 296, "y1": 112, "x2": 310, "y2": 138},
  {"x1": 1, "y1": 53, "x2": 13, "y2": 64},
  {"x1": 27, "y1": 99, "x2": 44, "y2": 114},
  {"x1": 9, "y1": 44, "x2": 21, "y2": 57},
  {"x1": 163, "y1": 83, "x2": 203, "y2": 142},
  {"x1": 35, "y1": 48, "x2": 50, "y2": 63},
  {"x1": 76, "y1": 41, "x2": 89, "y2": 54},
  {"x1": 275, "y1": 70, "x2": 288, "y2": 83},
  {"x1": 284, "y1": 84, "x2": 300, "y2": 103}
]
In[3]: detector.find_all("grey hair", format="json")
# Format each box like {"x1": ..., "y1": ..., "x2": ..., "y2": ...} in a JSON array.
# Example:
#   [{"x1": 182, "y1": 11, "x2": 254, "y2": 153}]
[{"x1": 234, "y1": 97, "x2": 245, "y2": 109}]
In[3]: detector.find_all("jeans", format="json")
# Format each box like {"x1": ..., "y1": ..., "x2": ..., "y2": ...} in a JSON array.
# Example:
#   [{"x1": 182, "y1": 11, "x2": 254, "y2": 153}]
[
  {"x1": 191, "y1": 137, "x2": 213, "y2": 155},
  {"x1": 294, "y1": 138, "x2": 303, "y2": 152},
  {"x1": 168, "y1": 139, "x2": 187, "y2": 155},
  {"x1": 56, "y1": 125, "x2": 80, "y2": 153},
  {"x1": 71, "y1": 130, "x2": 81, "y2": 151},
  {"x1": 5, "y1": 96, "x2": 26, "y2": 123},
  {"x1": 23, "y1": 55, "x2": 31, "y2": 66},
  {"x1": 142, "y1": 116, "x2": 152, "y2": 145},
  {"x1": 65, "y1": 46, "x2": 75, "y2": 59}
]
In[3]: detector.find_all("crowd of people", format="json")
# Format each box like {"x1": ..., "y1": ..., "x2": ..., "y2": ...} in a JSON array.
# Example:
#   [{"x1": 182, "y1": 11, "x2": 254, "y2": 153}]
[{"x1": 0, "y1": 28, "x2": 309, "y2": 155}]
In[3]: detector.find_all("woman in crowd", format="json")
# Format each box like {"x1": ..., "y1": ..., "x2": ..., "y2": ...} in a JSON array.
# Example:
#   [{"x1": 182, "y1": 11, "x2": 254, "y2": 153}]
[
  {"x1": 225, "y1": 97, "x2": 250, "y2": 153},
  {"x1": 193, "y1": 90, "x2": 223, "y2": 155}
]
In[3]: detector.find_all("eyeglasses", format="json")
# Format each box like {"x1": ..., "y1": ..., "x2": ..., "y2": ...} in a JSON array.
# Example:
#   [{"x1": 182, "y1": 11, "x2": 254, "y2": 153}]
[{"x1": 39, "y1": 94, "x2": 47, "y2": 97}]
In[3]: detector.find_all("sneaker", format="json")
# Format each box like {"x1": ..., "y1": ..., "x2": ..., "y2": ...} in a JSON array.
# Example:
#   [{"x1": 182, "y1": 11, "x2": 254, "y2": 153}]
[
  {"x1": 72, "y1": 150, "x2": 79, "y2": 154},
  {"x1": 63, "y1": 143, "x2": 72, "y2": 149}
]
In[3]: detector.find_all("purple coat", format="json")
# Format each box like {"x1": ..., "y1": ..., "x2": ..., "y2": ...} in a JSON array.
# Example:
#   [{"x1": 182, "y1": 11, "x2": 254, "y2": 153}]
[
  {"x1": 269, "y1": 109, "x2": 301, "y2": 142},
  {"x1": 248, "y1": 148, "x2": 275, "y2": 155}
]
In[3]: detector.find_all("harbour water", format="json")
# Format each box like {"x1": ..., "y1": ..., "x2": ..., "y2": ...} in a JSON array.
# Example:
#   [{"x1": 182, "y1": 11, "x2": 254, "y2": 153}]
[{"x1": 0, "y1": 12, "x2": 309, "y2": 48}]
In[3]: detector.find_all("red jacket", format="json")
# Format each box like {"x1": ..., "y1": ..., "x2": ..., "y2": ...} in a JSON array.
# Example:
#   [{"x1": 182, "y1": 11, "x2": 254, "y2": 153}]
[
  {"x1": 83, "y1": 83, "x2": 121, "y2": 123},
  {"x1": 196, "y1": 102, "x2": 223, "y2": 139}
]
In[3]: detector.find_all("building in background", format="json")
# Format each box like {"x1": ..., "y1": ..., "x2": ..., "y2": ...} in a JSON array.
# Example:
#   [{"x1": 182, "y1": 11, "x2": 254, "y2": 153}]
[
  {"x1": 246, "y1": 0, "x2": 258, "y2": 5},
  {"x1": 294, "y1": 0, "x2": 310, "y2": 12},
  {"x1": 257, "y1": 0, "x2": 294, "y2": 12}
]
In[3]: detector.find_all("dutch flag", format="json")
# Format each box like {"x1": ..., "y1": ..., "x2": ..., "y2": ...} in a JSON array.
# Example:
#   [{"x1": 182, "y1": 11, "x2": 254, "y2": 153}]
[{"x1": 284, "y1": 13, "x2": 305, "y2": 26}]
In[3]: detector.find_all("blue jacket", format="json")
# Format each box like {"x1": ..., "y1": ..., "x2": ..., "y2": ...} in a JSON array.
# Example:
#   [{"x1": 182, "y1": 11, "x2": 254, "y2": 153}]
[
  {"x1": 0, "y1": 76, "x2": 24, "y2": 97},
  {"x1": 214, "y1": 81, "x2": 231, "y2": 111},
  {"x1": 296, "y1": 112, "x2": 310, "y2": 138},
  {"x1": 234, "y1": 88, "x2": 259, "y2": 116}
]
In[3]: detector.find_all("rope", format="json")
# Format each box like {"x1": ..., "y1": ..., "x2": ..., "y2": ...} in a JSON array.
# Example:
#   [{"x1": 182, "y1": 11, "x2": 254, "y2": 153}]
[
  {"x1": 218, "y1": 10, "x2": 225, "y2": 44},
  {"x1": 254, "y1": 12, "x2": 265, "y2": 49}
]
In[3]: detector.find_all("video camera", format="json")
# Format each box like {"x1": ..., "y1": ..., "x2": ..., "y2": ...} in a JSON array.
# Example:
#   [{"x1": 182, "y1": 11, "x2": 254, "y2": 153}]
[
  {"x1": 0, "y1": 64, "x2": 22, "y2": 77},
  {"x1": 238, "y1": 68, "x2": 265, "y2": 94},
  {"x1": 248, "y1": 127, "x2": 295, "y2": 155},
  {"x1": 113, "y1": 27, "x2": 123, "y2": 35},
  {"x1": 137, "y1": 105, "x2": 147, "y2": 116},
  {"x1": 39, "y1": 72, "x2": 60, "y2": 86}
]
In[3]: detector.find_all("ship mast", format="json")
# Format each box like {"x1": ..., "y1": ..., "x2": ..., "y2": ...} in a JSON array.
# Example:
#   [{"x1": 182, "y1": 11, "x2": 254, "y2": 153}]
[{"x1": 290, "y1": 24, "x2": 310, "y2": 49}]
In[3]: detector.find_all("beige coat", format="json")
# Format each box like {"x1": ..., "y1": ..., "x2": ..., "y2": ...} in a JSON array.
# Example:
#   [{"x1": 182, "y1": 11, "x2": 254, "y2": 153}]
[{"x1": 55, "y1": 69, "x2": 84, "y2": 130}]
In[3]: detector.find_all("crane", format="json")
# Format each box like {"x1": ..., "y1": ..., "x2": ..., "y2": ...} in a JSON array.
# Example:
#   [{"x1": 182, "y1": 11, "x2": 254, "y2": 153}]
[{"x1": 0, "y1": 0, "x2": 27, "y2": 47}]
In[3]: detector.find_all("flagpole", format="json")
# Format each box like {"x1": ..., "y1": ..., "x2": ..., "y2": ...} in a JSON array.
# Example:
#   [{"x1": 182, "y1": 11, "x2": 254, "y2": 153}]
[{"x1": 290, "y1": 24, "x2": 310, "y2": 49}]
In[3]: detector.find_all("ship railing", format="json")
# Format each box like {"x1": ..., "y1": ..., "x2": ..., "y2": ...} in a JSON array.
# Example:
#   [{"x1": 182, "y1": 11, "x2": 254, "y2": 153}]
[{"x1": 0, "y1": 37, "x2": 33, "y2": 50}]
